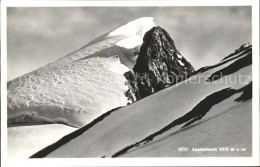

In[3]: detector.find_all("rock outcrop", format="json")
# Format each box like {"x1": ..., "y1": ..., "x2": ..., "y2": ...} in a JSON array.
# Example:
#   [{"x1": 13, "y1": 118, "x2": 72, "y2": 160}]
[{"x1": 124, "y1": 26, "x2": 194, "y2": 102}]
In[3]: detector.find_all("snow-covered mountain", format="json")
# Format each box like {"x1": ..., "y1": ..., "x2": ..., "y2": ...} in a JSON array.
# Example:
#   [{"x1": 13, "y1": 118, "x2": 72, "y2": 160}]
[
  {"x1": 31, "y1": 43, "x2": 252, "y2": 158},
  {"x1": 7, "y1": 17, "x2": 156, "y2": 127},
  {"x1": 7, "y1": 17, "x2": 252, "y2": 158}
]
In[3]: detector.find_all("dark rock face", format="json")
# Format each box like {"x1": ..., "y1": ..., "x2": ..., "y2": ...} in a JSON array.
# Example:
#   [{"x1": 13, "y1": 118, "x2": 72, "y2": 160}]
[{"x1": 124, "y1": 26, "x2": 194, "y2": 102}]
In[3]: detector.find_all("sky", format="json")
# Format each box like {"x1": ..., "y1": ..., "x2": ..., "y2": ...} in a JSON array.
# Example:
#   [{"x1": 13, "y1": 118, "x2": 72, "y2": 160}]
[{"x1": 7, "y1": 6, "x2": 251, "y2": 81}]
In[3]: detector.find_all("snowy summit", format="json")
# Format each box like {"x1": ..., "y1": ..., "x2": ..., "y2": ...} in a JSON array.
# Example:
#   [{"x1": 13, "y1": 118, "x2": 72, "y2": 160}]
[{"x1": 7, "y1": 17, "x2": 156, "y2": 127}]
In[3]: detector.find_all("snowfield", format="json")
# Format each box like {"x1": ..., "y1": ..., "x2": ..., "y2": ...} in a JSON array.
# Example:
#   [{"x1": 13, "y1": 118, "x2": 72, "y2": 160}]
[
  {"x1": 31, "y1": 44, "x2": 252, "y2": 158},
  {"x1": 8, "y1": 124, "x2": 76, "y2": 158}
]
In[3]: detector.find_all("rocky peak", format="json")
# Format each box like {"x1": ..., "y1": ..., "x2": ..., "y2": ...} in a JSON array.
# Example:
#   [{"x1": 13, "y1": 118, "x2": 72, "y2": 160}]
[{"x1": 124, "y1": 26, "x2": 194, "y2": 102}]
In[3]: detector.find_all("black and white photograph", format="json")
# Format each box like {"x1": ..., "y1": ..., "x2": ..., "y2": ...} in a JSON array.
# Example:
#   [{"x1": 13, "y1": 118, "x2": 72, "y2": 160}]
[{"x1": 1, "y1": 0, "x2": 259, "y2": 166}]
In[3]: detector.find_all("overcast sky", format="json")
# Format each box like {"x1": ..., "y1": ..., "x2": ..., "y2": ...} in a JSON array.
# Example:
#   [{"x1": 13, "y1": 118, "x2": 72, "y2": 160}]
[{"x1": 7, "y1": 7, "x2": 251, "y2": 80}]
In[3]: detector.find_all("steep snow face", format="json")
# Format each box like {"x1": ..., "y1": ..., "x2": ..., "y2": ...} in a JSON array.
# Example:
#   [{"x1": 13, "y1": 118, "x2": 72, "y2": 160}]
[
  {"x1": 7, "y1": 17, "x2": 156, "y2": 127},
  {"x1": 108, "y1": 57, "x2": 130, "y2": 75},
  {"x1": 31, "y1": 44, "x2": 252, "y2": 158},
  {"x1": 110, "y1": 17, "x2": 156, "y2": 49},
  {"x1": 56, "y1": 17, "x2": 155, "y2": 66},
  {"x1": 108, "y1": 17, "x2": 156, "y2": 38}
]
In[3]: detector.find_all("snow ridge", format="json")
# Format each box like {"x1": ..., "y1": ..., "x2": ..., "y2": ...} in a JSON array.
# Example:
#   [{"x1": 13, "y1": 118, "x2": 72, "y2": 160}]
[{"x1": 7, "y1": 17, "x2": 156, "y2": 127}]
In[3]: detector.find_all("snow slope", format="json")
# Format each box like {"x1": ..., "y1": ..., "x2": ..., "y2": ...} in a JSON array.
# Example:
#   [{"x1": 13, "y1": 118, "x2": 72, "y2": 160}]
[
  {"x1": 31, "y1": 44, "x2": 252, "y2": 157},
  {"x1": 7, "y1": 17, "x2": 156, "y2": 127},
  {"x1": 8, "y1": 124, "x2": 76, "y2": 158}
]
